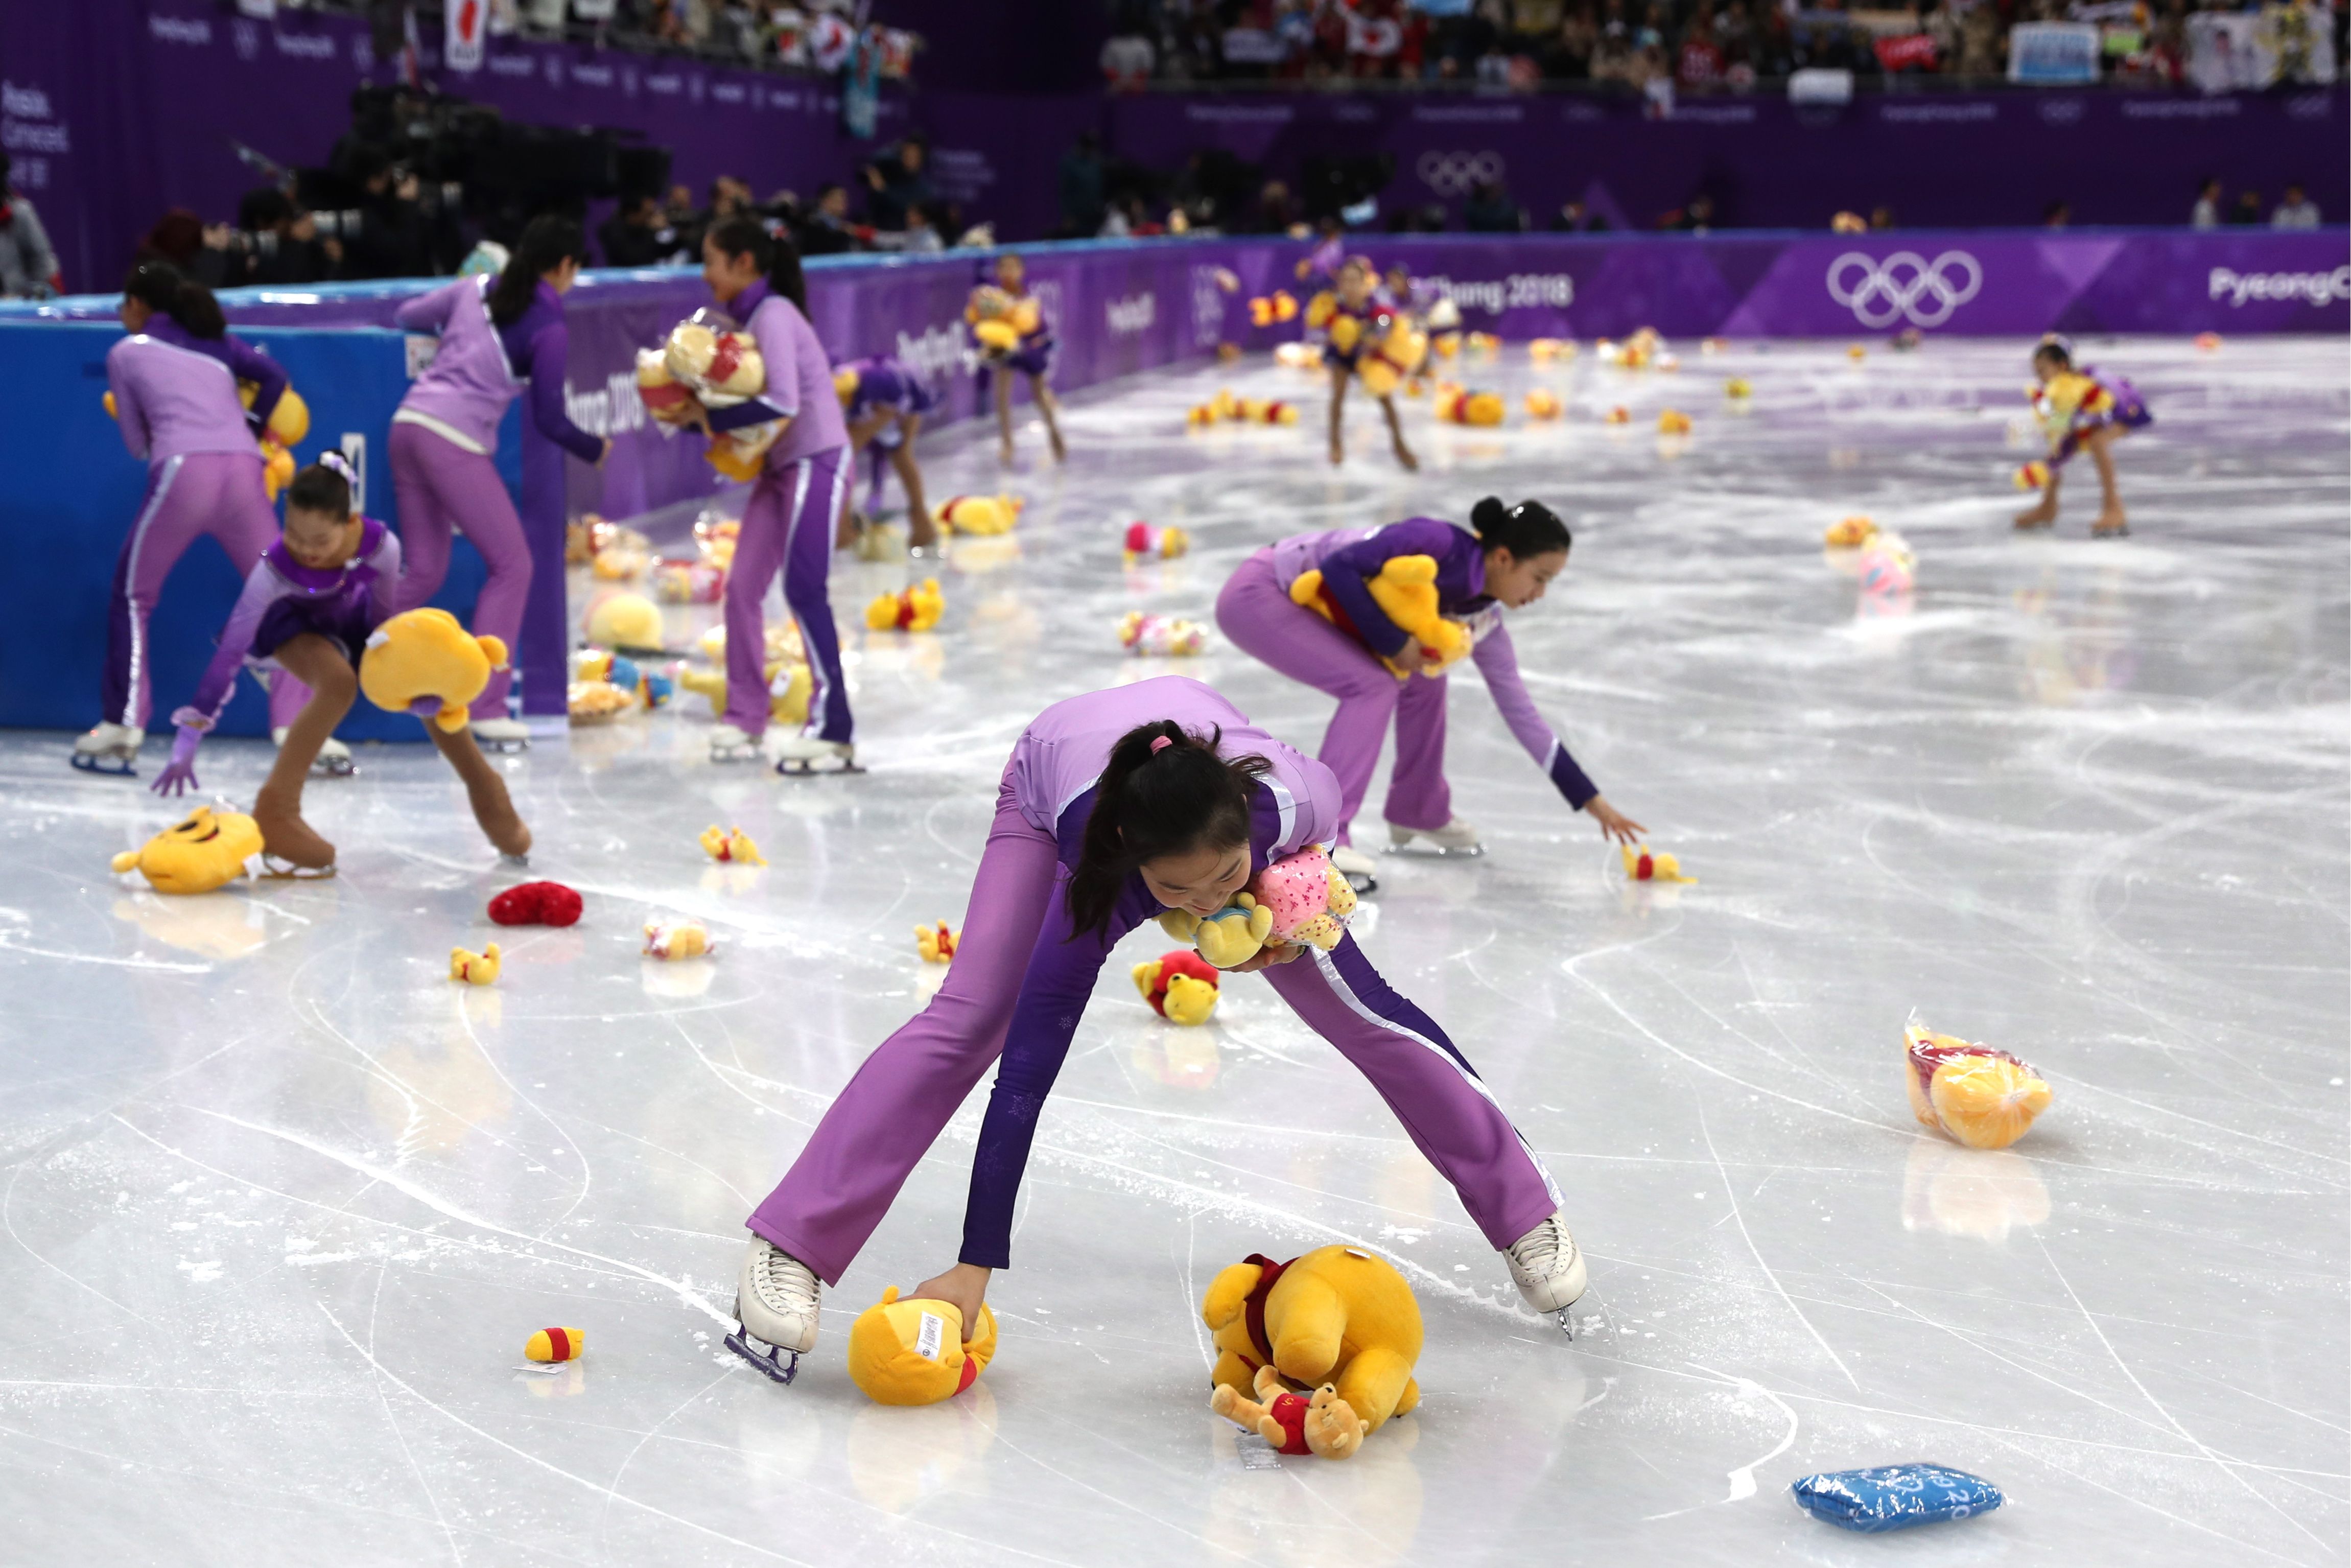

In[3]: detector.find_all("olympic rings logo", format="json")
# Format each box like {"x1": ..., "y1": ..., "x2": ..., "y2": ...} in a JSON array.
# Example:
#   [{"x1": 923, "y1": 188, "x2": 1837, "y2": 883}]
[
  {"x1": 1417, "y1": 150, "x2": 1506, "y2": 197},
  {"x1": 1826, "y1": 250, "x2": 1983, "y2": 328}
]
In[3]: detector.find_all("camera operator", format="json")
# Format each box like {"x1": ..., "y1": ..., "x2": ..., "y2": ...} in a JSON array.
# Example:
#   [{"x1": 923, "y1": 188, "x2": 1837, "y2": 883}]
[
  {"x1": 339, "y1": 145, "x2": 433, "y2": 280},
  {"x1": 239, "y1": 187, "x2": 343, "y2": 286},
  {"x1": 599, "y1": 191, "x2": 683, "y2": 268},
  {"x1": 0, "y1": 153, "x2": 61, "y2": 299}
]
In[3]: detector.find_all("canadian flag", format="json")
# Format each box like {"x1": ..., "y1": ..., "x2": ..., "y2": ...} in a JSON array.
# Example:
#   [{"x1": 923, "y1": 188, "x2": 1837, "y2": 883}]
[{"x1": 446, "y1": 0, "x2": 486, "y2": 72}]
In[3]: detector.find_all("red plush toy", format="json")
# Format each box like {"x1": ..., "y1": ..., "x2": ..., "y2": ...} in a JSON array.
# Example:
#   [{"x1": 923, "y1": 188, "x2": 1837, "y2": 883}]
[{"x1": 489, "y1": 881, "x2": 583, "y2": 927}]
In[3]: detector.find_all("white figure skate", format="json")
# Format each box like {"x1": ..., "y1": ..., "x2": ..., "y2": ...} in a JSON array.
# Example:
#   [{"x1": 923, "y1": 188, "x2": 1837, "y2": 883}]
[
  {"x1": 1390, "y1": 817, "x2": 1485, "y2": 858},
  {"x1": 1329, "y1": 844, "x2": 1379, "y2": 894},
  {"x1": 70, "y1": 722, "x2": 144, "y2": 777},
  {"x1": 727, "y1": 1236, "x2": 821, "y2": 1385},
  {"x1": 274, "y1": 728, "x2": 357, "y2": 778},
  {"x1": 709, "y1": 723, "x2": 765, "y2": 764},
  {"x1": 471, "y1": 717, "x2": 530, "y2": 754},
  {"x1": 773, "y1": 734, "x2": 860, "y2": 776},
  {"x1": 1505, "y1": 1212, "x2": 1589, "y2": 1334}
]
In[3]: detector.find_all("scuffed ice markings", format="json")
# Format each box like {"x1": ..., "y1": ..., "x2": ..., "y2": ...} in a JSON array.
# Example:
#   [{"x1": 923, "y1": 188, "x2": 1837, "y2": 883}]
[{"x1": 0, "y1": 338, "x2": 2342, "y2": 1565}]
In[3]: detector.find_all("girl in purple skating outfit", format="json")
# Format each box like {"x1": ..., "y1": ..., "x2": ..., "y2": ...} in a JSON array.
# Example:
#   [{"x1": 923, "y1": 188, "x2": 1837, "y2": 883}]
[
  {"x1": 833, "y1": 355, "x2": 940, "y2": 552},
  {"x1": 2012, "y1": 334, "x2": 2153, "y2": 539},
  {"x1": 695, "y1": 217, "x2": 856, "y2": 772},
  {"x1": 153, "y1": 454, "x2": 531, "y2": 875},
  {"x1": 77, "y1": 261, "x2": 309, "y2": 776},
  {"x1": 1216, "y1": 498, "x2": 1645, "y2": 886},
  {"x1": 389, "y1": 216, "x2": 610, "y2": 751},
  {"x1": 973, "y1": 252, "x2": 1066, "y2": 467},
  {"x1": 726, "y1": 675, "x2": 1588, "y2": 1379}
]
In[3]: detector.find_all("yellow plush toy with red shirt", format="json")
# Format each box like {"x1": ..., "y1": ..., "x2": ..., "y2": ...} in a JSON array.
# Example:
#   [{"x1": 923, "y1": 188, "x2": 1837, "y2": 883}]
[
  {"x1": 1286, "y1": 555, "x2": 1471, "y2": 679},
  {"x1": 1203, "y1": 1245, "x2": 1422, "y2": 1440}
]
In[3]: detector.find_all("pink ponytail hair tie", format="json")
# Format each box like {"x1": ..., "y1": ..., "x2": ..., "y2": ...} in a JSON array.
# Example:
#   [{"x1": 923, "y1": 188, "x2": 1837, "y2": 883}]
[{"x1": 1149, "y1": 735, "x2": 1173, "y2": 754}]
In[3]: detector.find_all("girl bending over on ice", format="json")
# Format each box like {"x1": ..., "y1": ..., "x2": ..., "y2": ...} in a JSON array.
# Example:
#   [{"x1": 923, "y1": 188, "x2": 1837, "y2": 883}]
[{"x1": 2014, "y1": 335, "x2": 2151, "y2": 539}]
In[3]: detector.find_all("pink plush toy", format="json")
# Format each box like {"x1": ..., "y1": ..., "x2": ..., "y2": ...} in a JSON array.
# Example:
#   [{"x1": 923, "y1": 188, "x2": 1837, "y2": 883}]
[{"x1": 1253, "y1": 847, "x2": 1358, "y2": 949}]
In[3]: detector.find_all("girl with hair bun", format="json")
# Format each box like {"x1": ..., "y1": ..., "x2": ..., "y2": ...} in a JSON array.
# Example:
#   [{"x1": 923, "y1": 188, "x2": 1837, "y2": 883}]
[
  {"x1": 151, "y1": 452, "x2": 531, "y2": 876},
  {"x1": 726, "y1": 676, "x2": 1587, "y2": 1381},
  {"x1": 77, "y1": 260, "x2": 310, "y2": 776},
  {"x1": 2013, "y1": 335, "x2": 2150, "y2": 538},
  {"x1": 388, "y1": 214, "x2": 611, "y2": 751},
  {"x1": 1215, "y1": 497, "x2": 1645, "y2": 882}
]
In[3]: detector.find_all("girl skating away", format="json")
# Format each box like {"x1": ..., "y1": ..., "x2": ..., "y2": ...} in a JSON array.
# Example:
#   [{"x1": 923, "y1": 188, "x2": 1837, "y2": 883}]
[
  {"x1": 727, "y1": 677, "x2": 1587, "y2": 1380},
  {"x1": 151, "y1": 454, "x2": 530, "y2": 874},
  {"x1": 832, "y1": 355, "x2": 941, "y2": 554},
  {"x1": 79, "y1": 260, "x2": 312, "y2": 776},
  {"x1": 388, "y1": 215, "x2": 612, "y2": 751},
  {"x1": 1216, "y1": 497, "x2": 1644, "y2": 887},
  {"x1": 968, "y1": 252, "x2": 1065, "y2": 467},
  {"x1": 1309, "y1": 256, "x2": 1417, "y2": 471},
  {"x1": 2013, "y1": 335, "x2": 2151, "y2": 539}
]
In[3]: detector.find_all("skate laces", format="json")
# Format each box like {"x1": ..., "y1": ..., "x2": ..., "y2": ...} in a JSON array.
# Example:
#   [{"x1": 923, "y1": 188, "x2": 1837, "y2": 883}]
[
  {"x1": 751, "y1": 1243, "x2": 818, "y2": 1314},
  {"x1": 1510, "y1": 1216, "x2": 1571, "y2": 1278}
]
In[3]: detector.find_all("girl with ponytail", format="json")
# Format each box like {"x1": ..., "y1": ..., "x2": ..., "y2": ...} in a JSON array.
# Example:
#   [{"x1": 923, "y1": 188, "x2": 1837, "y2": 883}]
[
  {"x1": 389, "y1": 213, "x2": 609, "y2": 751},
  {"x1": 151, "y1": 451, "x2": 532, "y2": 876},
  {"x1": 694, "y1": 216, "x2": 858, "y2": 771},
  {"x1": 1215, "y1": 496, "x2": 1647, "y2": 882},
  {"x1": 725, "y1": 676, "x2": 1586, "y2": 1380},
  {"x1": 75, "y1": 260, "x2": 309, "y2": 775}
]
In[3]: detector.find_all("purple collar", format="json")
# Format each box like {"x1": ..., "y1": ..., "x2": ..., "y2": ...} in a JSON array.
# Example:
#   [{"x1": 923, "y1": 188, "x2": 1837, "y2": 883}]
[
  {"x1": 1463, "y1": 543, "x2": 1487, "y2": 601},
  {"x1": 726, "y1": 278, "x2": 772, "y2": 322},
  {"x1": 266, "y1": 516, "x2": 385, "y2": 591}
]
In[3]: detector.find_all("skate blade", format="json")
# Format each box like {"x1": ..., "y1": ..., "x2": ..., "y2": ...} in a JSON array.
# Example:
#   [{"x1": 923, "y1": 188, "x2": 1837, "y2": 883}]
[
  {"x1": 1340, "y1": 871, "x2": 1379, "y2": 896},
  {"x1": 2091, "y1": 526, "x2": 2130, "y2": 540},
  {"x1": 479, "y1": 740, "x2": 530, "y2": 754},
  {"x1": 710, "y1": 749, "x2": 766, "y2": 765},
  {"x1": 1554, "y1": 1307, "x2": 1576, "y2": 1341},
  {"x1": 69, "y1": 753, "x2": 138, "y2": 778},
  {"x1": 500, "y1": 852, "x2": 530, "y2": 868},
  {"x1": 1389, "y1": 840, "x2": 1485, "y2": 860},
  {"x1": 725, "y1": 1329, "x2": 801, "y2": 1385},
  {"x1": 310, "y1": 757, "x2": 358, "y2": 779},
  {"x1": 258, "y1": 856, "x2": 337, "y2": 881},
  {"x1": 775, "y1": 756, "x2": 862, "y2": 777}
]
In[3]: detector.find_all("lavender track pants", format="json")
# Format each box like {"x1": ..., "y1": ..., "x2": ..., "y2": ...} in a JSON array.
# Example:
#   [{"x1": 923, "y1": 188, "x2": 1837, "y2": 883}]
[
  {"x1": 745, "y1": 767, "x2": 1560, "y2": 1284},
  {"x1": 387, "y1": 422, "x2": 531, "y2": 721},
  {"x1": 103, "y1": 451, "x2": 303, "y2": 733},
  {"x1": 1216, "y1": 549, "x2": 1452, "y2": 847},
  {"x1": 726, "y1": 446, "x2": 851, "y2": 743}
]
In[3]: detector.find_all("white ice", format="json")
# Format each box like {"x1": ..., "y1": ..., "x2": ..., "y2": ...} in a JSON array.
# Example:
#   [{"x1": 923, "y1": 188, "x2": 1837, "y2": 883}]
[{"x1": 4, "y1": 337, "x2": 2345, "y2": 1566}]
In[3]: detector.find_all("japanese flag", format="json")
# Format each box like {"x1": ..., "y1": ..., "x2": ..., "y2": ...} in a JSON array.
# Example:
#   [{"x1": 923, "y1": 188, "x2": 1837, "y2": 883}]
[{"x1": 446, "y1": 0, "x2": 486, "y2": 72}]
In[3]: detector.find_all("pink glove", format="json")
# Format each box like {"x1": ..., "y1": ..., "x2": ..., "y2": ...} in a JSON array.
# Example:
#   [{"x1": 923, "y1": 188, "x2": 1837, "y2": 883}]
[{"x1": 151, "y1": 726, "x2": 203, "y2": 797}]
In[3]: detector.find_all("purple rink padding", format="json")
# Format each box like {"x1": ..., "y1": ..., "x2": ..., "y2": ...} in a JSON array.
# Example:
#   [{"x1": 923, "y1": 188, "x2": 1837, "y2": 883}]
[{"x1": 3, "y1": 229, "x2": 2339, "y2": 728}]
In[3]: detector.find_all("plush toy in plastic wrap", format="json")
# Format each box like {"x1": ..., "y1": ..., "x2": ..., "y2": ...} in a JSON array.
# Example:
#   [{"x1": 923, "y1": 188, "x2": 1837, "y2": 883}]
[
  {"x1": 1118, "y1": 611, "x2": 1206, "y2": 657},
  {"x1": 934, "y1": 494, "x2": 1023, "y2": 536},
  {"x1": 1158, "y1": 846, "x2": 1358, "y2": 971},
  {"x1": 635, "y1": 309, "x2": 782, "y2": 482},
  {"x1": 567, "y1": 679, "x2": 633, "y2": 721},
  {"x1": 583, "y1": 590, "x2": 665, "y2": 651},
  {"x1": 653, "y1": 557, "x2": 726, "y2": 603},
  {"x1": 573, "y1": 648, "x2": 674, "y2": 709},
  {"x1": 1273, "y1": 340, "x2": 1325, "y2": 370},
  {"x1": 1287, "y1": 555, "x2": 1472, "y2": 679},
  {"x1": 1857, "y1": 537, "x2": 1916, "y2": 597},
  {"x1": 1122, "y1": 521, "x2": 1190, "y2": 564},
  {"x1": 865, "y1": 577, "x2": 945, "y2": 632},
  {"x1": 1823, "y1": 514, "x2": 1878, "y2": 549},
  {"x1": 358, "y1": 609, "x2": 509, "y2": 732},
  {"x1": 111, "y1": 806, "x2": 265, "y2": 895},
  {"x1": 848, "y1": 1286, "x2": 999, "y2": 1406},
  {"x1": 1133, "y1": 948, "x2": 1221, "y2": 1025},
  {"x1": 1791, "y1": 1465, "x2": 2003, "y2": 1534},
  {"x1": 643, "y1": 915, "x2": 715, "y2": 961},
  {"x1": 1905, "y1": 1019, "x2": 2051, "y2": 1150}
]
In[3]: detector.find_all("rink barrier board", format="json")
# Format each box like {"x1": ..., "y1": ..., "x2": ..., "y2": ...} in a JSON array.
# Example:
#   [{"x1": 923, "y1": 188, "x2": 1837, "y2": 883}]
[{"x1": 2, "y1": 229, "x2": 2340, "y2": 735}]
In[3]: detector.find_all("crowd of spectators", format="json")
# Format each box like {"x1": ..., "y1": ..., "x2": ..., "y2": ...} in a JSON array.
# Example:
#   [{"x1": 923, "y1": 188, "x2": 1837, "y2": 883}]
[
  {"x1": 415, "y1": 0, "x2": 925, "y2": 76},
  {"x1": 1101, "y1": 0, "x2": 2346, "y2": 93}
]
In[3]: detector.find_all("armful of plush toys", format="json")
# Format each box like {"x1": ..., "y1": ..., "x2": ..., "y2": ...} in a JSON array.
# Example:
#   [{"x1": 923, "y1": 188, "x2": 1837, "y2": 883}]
[
  {"x1": 1287, "y1": 554, "x2": 1471, "y2": 681},
  {"x1": 1155, "y1": 847, "x2": 1359, "y2": 971}
]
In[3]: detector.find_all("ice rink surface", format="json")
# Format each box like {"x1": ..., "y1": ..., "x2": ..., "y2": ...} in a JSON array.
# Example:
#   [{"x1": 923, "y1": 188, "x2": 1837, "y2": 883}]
[{"x1": 4, "y1": 336, "x2": 2346, "y2": 1566}]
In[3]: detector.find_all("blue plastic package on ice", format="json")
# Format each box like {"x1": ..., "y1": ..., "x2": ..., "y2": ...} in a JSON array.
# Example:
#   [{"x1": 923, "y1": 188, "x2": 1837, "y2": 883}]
[{"x1": 1790, "y1": 1464, "x2": 2004, "y2": 1533}]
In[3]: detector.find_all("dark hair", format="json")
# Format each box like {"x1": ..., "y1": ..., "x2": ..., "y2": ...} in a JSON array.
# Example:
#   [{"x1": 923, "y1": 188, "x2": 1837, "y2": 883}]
[
  {"x1": 490, "y1": 214, "x2": 587, "y2": 326},
  {"x1": 2032, "y1": 335, "x2": 2075, "y2": 369},
  {"x1": 1469, "y1": 496, "x2": 1571, "y2": 559},
  {"x1": 141, "y1": 207, "x2": 205, "y2": 267},
  {"x1": 706, "y1": 215, "x2": 807, "y2": 315},
  {"x1": 122, "y1": 259, "x2": 225, "y2": 339},
  {"x1": 286, "y1": 454, "x2": 355, "y2": 519},
  {"x1": 1067, "y1": 721, "x2": 1271, "y2": 939}
]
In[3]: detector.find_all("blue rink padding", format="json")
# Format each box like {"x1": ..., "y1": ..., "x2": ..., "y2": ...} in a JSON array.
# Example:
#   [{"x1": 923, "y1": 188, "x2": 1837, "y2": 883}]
[{"x1": 0, "y1": 321, "x2": 519, "y2": 742}]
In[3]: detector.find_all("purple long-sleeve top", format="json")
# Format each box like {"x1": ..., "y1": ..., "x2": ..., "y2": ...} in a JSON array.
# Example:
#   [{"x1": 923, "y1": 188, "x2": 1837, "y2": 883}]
[
  {"x1": 839, "y1": 355, "x2": 939, "y2": 448},
  {"x1": 960, "y1": 677, "x2": 1339, "y2": 1270},
  {"x1": 106, "y1": 317, "x2": 285, "y2": 466},
  {"x1": 1272, "y1": 519, "x2": 1598, "y2": 810},
  {"x1": 702, "y1": 279, "x2": 849, "y2": 470},
  {"x1": 173, "y1": 518, "x2": 403, "y2": 731},
  {"x1": 393, "y1": 276, "x2": 603, "y2": 463}
]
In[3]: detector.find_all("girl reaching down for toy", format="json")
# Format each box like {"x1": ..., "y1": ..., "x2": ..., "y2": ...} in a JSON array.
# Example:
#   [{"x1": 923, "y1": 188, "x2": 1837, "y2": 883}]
[
  {"x1": 688, "y1": 218, "x2": 856, "y2": 773},
  {"x1": 728, "y1": 676, "x2": 1586, "y2": 1379},
  {"x1": 968, "y1": 252, "x2": 1065, "y2": 467},
  {"x1": 151, "y1": 454, "x2": 531, "y2": 874},
  {"x1": 388, "y1": 215, "x2": 612, "y2": 752},
  {"x1": 78, "y1": 260, "x2": 315, "y2": 777},
  {"x1": 833, "y1": 355, "x2": 941, "y2": 554},
  {"x1": 2014, "y1": 335, "x2": 2151, "y2": 539},
  {"x1": 1216, "y1": 497, "x2": 1644, "y2": 886}
]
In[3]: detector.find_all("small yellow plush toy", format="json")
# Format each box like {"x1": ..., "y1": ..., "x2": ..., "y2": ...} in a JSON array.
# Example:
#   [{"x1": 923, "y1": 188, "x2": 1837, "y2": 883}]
[
  {"x1": 1656, "y1": 408, "x2": 1692, "y2": 435},
  {"x1": 642, "y1": 916, "x2": 714, "y2": 960},
  {"x1": 865, "y1": 577, "x2": 946, "y2": 632},
  {"x1": 1355, "y1": 314, "x2": 1430, "y2": 399},
  {"x1": 1527, "y1": 338, "x2": 1575, "y2": 363},
  {"x1": 1211, "y1": 1362, "x2": 1368, "y2": 1460},
  {"x1": 1620, "y1": 842, "x2": 1696, "y2": 883},
  {"x1": 700, "y1": 825, "x2": 765, "y2": 866},
  {"x1": 1823, "y1": 514, "x2": 1878, "y2": 548},
  {"x1": 450, "y1": 943, "x2": 501, "y2": 985},
  {"x1": 1203, "y1": 1246, "x2": 1422, "y2": 1435},
  {"x1": 1906, "y1": 1019, "x2": 2052, "y2": 1150},
  {"x1": 111, "y1": 806, "x2": 265, "y2": 894},
  {"x1": 1725, "y1": 376, "x2": 1754, "y2": 400},
  {"x1": 2014, "y1": 460, "x2": 2052, "y2": 492},
  {"x1": 1524, "y1": 388, "x2": 1562, "y2": 419},
  {"x1": 1288, "y1": 555, "x2": 1471, "y2": 679},
  {"x1": 1432, "y1": 384, "x2": 1506, "y2": 426},
  {"x1": 934, "y1": 494, "x2": 1023, "y2": 536},
  {"x1": 847, "y1": 1285, "x2": 999, "y2": 1406},
  {"x1": 916, "y1": 921, "x2": 958, "y2": 963},
  {"x1": 358, "y1": 609, "x2": 509, "y2": 733},
  {"x1": 583, "y1": 591, "x2": 664, "y2": 651}
]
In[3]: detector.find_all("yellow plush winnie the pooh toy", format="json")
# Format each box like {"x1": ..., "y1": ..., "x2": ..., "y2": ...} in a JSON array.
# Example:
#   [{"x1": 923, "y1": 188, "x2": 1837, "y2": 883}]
[
  {"x1": 1202, "y1": 1245, "x2": 1422, "y2": 1434},
  {"x1": 848, "y1": 1285, "x2": 1000, "y2": 1406},
  {"x1": 111, "y1": 806, "x2": 265, "y2": 895},
  {"x1": 1287, "y1": 555, "x2": 1471, "y2": 680},
  {"x1": 358, "y1": 609, "x2": 509, "y2": 733}
]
